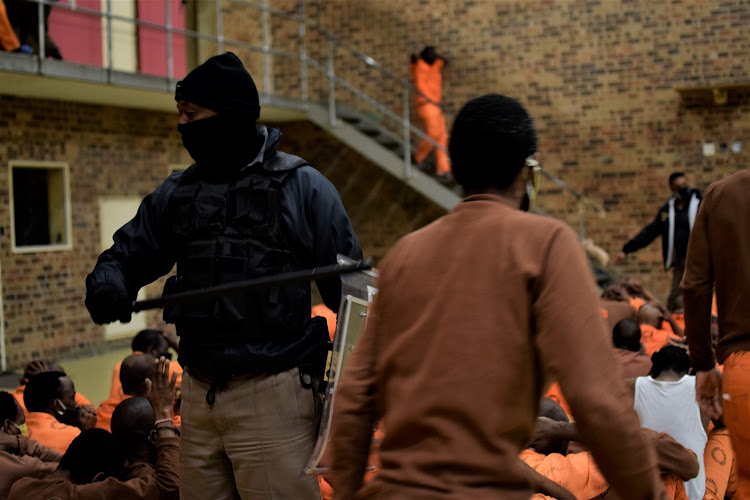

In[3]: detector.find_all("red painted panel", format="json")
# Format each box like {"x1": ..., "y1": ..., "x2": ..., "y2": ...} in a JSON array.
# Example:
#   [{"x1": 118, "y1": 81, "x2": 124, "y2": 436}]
[
  {"x1": 137, "y1": 0, "x2": 186, "y2": 78},
  {"x1": 47, "y1": 0, "x2": 102, "y2": 66}
]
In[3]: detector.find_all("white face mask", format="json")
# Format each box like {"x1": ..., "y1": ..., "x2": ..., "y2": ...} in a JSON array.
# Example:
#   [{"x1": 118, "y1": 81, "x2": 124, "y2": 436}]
[{"x1": 524, "y1": 158, "x2": 542, "y2": 211}]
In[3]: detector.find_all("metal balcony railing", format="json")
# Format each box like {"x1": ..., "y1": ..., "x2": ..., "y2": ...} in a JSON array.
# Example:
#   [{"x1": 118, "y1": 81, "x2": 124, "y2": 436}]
[{"x1": 15, "y1": 0, "x2": 599, "y2": 237}]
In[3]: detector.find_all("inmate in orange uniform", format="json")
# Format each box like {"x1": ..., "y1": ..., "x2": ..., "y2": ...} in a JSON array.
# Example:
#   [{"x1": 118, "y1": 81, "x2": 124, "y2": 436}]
[
  {"x1": 0, "y1": 0, "x2": 20, "y2": 51},
  {"x1": 703, "y1": 427, "x2": 736, "y2": 500},
  {"x1": 410, "y1": 55, "x2": 450, "y2": 176},
  {"x1": 108, "y1": 355, "x2": 182, "y2": 401},
  {"x1": 639, "y1": 324, "x2": 680, "y2": 357},
  {"x1": 13, "y1": 386, "x2": 92, "y2": 418},
  {"x1": 24, "y1": 412, "x2": 80, "y2": 454}
]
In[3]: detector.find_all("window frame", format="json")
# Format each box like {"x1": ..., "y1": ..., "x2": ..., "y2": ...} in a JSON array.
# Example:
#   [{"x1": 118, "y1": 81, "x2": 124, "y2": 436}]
[{"x1": 9, "y1": 160, "x2": 74, "y2": 254}]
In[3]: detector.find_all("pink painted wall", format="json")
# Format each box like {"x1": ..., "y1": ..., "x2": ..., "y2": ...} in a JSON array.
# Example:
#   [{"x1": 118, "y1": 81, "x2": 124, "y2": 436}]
[
  {"x1": 137, "y1": 0, "x2": 186, "y2": 78},
  {"x1": 47, "y1": 0, "x2": 102, "y2": 66}
]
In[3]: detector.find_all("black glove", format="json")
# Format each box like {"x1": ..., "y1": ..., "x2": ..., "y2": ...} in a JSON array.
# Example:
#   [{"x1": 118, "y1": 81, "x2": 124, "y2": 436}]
[{"x1": 85, "y1": 283, "x2": 132, "y2": 325}]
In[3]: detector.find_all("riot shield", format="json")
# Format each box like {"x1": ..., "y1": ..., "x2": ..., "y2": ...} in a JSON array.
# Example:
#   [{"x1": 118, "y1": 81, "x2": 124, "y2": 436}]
[{"x1": 303, "y1": 254, "x2": 378, "y2": 476}]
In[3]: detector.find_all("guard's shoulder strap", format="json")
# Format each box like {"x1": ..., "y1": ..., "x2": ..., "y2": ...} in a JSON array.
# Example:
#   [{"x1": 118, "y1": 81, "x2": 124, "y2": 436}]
[{"x1": 263, "y1": 151, "x2": 309, "y2": 173}]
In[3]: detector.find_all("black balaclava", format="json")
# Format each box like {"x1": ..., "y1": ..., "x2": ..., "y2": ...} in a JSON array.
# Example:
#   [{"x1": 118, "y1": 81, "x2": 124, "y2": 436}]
[{"x1": 175, "y1": 52, "x2": 262, "y2": 170}]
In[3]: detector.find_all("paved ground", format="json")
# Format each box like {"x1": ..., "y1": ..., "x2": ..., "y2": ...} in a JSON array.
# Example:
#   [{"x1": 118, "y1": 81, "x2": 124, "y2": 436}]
[{"x1": 1, "y1": 347, "x2": 133, "y2": 407}]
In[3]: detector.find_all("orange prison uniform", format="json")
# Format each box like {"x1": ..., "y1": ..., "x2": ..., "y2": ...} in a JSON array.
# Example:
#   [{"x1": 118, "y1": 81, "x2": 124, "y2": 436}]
[
  {"x1": 95, "y1": 394, "x2": 131, "y2": 431},
  {"x1": 544, "y1": 382, "x2": 572, "y2": 417},
  {"x1": 410, "y1": 58, "x2": 449, "y2": 175},
  {"x1": 311, "y1": 303, "x2": 337, "y2": 340},
  {"x1": 523, "y1": 452, "x2": 689, "y2": 500},
  {"x1": 662, "y1": 475, "x2": 689, "y2": 500},
  {"x1": 639, "y1": 324, "x2": 679, "y2": 357},
  {"x1": 109, "y1": 354, "x2": 183, "y2": 401},
  {"x1": 520, "y1": 449, "x2": 609, "y2": 500},
  {"x1": 14, "y1": 385, "x2": 92, "y2": 417},
  {"x1": 629, "y1": 296, "x2": 646, "y2": 312},
  {"x1": 703, "y1": 428, "x2": 736, "y2": 500},
  {"x1": 96, "y1": 394, "x2": 181, "y2": 432},
  {"x1": 25, "y1": 412, "x2": 80, "y2": 454},
  {"x1": 0, "y1": 0, "x2": 20, "y2": 52},
  {"x1": 723, "y1": 353, "x2": 750, "y2": 500},
  {"x1": 672, "y1": 313, "x2": 685, "y2": 332}
]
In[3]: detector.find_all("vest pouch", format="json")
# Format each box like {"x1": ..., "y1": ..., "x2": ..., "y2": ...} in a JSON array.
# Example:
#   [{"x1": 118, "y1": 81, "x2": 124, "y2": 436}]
[
  {"x1": 257, "y1": 270, "x2": 310, "y2": 341},
  {"x1": 162, "y1": 275, "x2": 181, "y2": 324},
  {"x1": 173, "y1": 242, "x2": 216, "y2": 322},
  {"x1": 212, "y1": 255, "x2": 249, "y2": 323}
]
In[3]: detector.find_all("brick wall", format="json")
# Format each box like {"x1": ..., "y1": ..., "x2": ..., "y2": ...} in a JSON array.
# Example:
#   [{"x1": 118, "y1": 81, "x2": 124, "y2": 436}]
[
  {"x1": 229, "y1": 0, "x2": 750, "y2": 298},
  {"x1": 0, "y1": 95, "x2": 443, "y2": 369}
]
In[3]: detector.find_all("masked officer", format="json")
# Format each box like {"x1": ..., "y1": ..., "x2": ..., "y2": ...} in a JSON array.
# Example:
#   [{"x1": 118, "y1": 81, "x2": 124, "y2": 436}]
[
  {"x1": 613, "y1": 172, "x2": 702, "y2": 311},
  {"x1": 85, "y1": 52, "x2": 362, "y2": 500}
]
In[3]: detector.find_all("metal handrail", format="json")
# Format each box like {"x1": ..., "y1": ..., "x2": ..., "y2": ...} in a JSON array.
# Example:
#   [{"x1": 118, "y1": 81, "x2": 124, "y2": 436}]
[{"x1": 20, "y1": 0, "x2": 594, "y2": 236}]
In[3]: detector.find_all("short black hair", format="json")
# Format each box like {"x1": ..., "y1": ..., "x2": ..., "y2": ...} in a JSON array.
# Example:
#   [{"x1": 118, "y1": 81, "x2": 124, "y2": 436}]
[
  {"x1": 131, "y1": 329, "x2": 164, "y2": 353},
  {"x1": 650, "y1": 345, "x2": 691, "y2": 377},
  {"x1": 58, "y1": 429, "x2": 125, "y2": 484},
  {"x1": 668, "y1": 172, "x2": 686, "y2": 185},
  {"x1": 0, "y1": 391, "x2": 18, "y2": 422},
  {"x1": 613, "y1": 319, "x2": 642, "y2": 352},
  {"x1": 449, "y1": 94, "x2": 537, "y2": 192},
  {"x1": 24, "y1": 371, "x2": 66, "y2": 413}
]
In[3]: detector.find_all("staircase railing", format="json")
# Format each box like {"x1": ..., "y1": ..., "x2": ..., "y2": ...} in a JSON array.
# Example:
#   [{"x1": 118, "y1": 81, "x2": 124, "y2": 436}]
[{"x1": 17, "y1": 0, "x2": 598, "y2": 236}]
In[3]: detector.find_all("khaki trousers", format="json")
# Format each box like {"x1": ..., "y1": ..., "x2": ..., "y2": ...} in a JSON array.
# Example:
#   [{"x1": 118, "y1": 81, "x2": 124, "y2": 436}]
[{"x1": 180, "y1": 367, "x2": 322, "y2": 500}]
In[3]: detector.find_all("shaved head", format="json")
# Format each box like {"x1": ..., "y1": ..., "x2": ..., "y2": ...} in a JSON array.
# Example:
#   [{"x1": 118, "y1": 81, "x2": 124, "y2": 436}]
[
  {"x1": 111, "y1": 397, "x2": 155, "y2": 441},
  {"x1": 111, "y1": 397, "x2": 156, "y2": 463},
  {"x1": 637, "y1": 304, "x2": 662, "y2": 328},
  {"x1": 613, "y1": 319, "x2": 642, "y2": 352},
  {"x1": 120, "y1": 354, "x2": 156, "y2": 396},
  {"x1": 537, "y1": 398, "x2": 570, "y2": 456},
  {"x1": 540, "y1": 397, "x2": 569, "y2": 423}
]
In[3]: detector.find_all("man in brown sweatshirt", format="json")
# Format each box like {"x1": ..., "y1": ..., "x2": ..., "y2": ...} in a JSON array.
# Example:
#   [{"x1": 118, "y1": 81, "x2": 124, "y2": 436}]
[
  {"x1": 330, "y1": 94, "x2": 664, "y2": 500},
  {"x1": 681, "y1": 168, "x2": 750, "y2": 500}
]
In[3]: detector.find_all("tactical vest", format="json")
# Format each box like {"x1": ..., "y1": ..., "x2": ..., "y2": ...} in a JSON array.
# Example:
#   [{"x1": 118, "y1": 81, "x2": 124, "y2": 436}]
[{"x1": 163, "y1": 152, "x2": 310, "y2": 345}]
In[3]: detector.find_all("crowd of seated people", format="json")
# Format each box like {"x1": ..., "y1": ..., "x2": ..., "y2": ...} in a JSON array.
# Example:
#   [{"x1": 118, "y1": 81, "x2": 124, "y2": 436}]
[
  {"x1": 0, "y1": 293, "x2": 738, "y2": 499},
  {"x1": 0, "y1": 324, "x2": 181, "y2": 500}
]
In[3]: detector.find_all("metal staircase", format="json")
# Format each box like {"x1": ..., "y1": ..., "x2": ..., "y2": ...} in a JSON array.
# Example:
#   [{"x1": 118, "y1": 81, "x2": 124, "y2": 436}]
[{"x1": 1, "y1": 0, "x2": 598, "y2": 217}]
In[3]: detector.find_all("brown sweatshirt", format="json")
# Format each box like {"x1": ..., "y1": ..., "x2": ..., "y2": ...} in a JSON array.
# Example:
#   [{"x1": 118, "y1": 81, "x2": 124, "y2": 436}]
[
  {"x1": 7, "y1": 435, "x2": 179, "y2": 500},
  {"x1": 682, "y1": 169, "x2": 750, "y2": 370},
  {"x1": 330, "y1": 194, "x2": 664, "y2": 500},
  {"x1": 0, "y1": 437, "x2": 61, "y2": 500}
]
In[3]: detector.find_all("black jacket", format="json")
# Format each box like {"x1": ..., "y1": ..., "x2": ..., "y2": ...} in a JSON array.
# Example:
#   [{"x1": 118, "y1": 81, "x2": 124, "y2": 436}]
[
  {"x1": 622, "y1": 189, "x2": 702, "y2": 269},
  {"x1": 86, "y1": 127, "x2": 362, "y2": 372}
]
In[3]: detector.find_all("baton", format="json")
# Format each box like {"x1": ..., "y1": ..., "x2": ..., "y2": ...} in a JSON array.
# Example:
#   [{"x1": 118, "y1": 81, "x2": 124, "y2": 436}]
[{"x1": 132, "y1": 258, "x2": 373, "y2": 313}]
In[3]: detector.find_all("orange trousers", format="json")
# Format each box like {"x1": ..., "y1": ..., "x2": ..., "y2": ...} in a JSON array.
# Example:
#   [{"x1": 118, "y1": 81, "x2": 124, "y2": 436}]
[
  {"x1": 703, "y1": 428, "x2": 736, "y2": 499},
  {"x1": 724, "y1": 351, "x2": 750, "y2": 499},
  {"x1": 415, "y1": 103, "x2": 450, "y2": 175},
  {"x1": 0, "y1": 0, "x2": 20, "y2": 51}
]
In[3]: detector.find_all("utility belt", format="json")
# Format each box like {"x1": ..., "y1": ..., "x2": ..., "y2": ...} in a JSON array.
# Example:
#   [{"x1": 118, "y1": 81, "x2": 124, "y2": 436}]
[{"x1": 179, "y1": 317, "x2": 330, "y2": 405}]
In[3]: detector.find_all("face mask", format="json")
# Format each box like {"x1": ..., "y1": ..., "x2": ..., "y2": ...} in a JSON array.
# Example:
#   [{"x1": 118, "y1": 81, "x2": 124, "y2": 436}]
[
  {"x1": 177, "y1": 114, "x2": 259, "y2": 169},
  {"x1": 677, "y1": 186, "x2": 691, "y2": 201},
  {"x1": 55, "y1": 400, "x2": 81, "y2": 427},
  {"x1": 8, "y1": 421, "x2": 27, "y2": 437},
  {"x1": 522, "y1": 158, "x2": 542, "y2": 211}
]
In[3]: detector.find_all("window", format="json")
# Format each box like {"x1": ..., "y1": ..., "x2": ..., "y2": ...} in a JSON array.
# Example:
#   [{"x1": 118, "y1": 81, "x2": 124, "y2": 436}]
[{"x1": 10, "y1": 161, "x2": 72, "y2": 253}]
